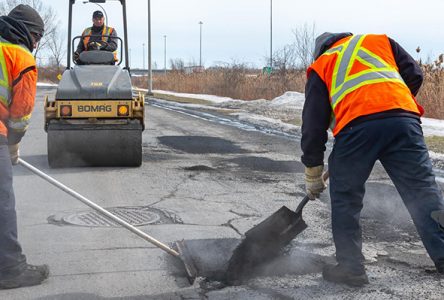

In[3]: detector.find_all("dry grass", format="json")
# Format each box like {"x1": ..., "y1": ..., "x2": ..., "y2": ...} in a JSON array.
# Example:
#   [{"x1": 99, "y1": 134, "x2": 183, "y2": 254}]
[
  {"x1": 132, "y1": 69, "x2": 306, "y2": 101},
  {"x1": 416, "y1": 64, "x2": 444, "y2": 119},
  {"x1": 38, "y1": 61, "x2": 444, "y2": 119}
]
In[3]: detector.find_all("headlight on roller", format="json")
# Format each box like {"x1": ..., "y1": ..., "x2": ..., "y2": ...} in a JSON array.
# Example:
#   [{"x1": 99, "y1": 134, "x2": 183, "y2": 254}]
[{"x1": 117, "y1": 105, "x2": 129, "y2": 116}]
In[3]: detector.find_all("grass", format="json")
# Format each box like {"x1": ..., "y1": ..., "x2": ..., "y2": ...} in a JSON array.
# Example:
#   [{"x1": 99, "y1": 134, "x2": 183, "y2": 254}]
[{"x1": 425, "y1": 136, "x2": 444, "y2": 153}]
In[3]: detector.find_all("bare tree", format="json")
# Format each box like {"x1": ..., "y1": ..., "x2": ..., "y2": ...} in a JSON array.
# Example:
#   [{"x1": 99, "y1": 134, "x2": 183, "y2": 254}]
[
  {"x1": 292, "y1": 22, "x2": 317, "y2": 70},
  {"x1": 272, "y1": 44, "x2": 297, "y2": 74},
  {"x1": 47, "y1": 29, "x2": 65, "y2": 70},
  {"x1": 169, "y1": 58, "x2": 185, "y2": 71},
  {"x1": 0, "y1": 0, "x2": 60, "y2": 61}
]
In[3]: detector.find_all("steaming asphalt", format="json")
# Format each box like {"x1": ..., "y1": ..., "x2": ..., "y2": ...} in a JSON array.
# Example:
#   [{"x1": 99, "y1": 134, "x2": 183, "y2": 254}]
[{"x1": 2, "y1": 87, "x2": 443, "y2": 299}]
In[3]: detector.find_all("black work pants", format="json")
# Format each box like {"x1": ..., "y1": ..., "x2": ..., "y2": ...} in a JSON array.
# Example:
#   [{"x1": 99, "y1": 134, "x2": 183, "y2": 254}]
[{"x1": 328, "y1": 117, "x2": 444, "y2": 272}]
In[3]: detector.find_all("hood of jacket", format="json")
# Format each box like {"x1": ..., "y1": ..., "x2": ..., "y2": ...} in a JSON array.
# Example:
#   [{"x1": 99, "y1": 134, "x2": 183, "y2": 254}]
[
  {"x1": 313, "y1": 32, "x2": 352, "y2": 60},
  {"x1": 0, "y1": 16, "x2": 33, "y2": 52}
]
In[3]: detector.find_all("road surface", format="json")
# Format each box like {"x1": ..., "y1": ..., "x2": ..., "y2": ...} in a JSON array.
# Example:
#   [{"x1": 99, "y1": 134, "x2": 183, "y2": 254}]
[{"x1": 1, "y1": 87, "x2": 443, "y2": 299}]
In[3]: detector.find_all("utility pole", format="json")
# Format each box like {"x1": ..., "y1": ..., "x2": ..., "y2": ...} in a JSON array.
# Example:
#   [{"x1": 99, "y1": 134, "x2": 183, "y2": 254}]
[
  {"x1": 199, "y1": 21, "x2": 203, "y2": 68},
  {"x1": 164, "y1": 35, "x2": 167, "y2": 75},
  {"x1": 270, "y1": 0, "x2": 273, "y2": 69},
  {"x1": 147, "y1": 0, "x2": 153, "y2": 95}
]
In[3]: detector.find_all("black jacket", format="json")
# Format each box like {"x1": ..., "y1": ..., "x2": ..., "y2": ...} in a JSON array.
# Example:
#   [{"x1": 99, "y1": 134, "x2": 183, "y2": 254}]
[
  {"x1": 301, "y1": 38, "x2": 423, "y2": 167},
  {"x1": 76, "y1": 25, "x2": 118, "y2": 54}
]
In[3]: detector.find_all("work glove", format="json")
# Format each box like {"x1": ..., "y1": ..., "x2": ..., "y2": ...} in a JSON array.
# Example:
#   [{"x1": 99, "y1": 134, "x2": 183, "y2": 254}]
[
  {"x1": 8, "y1": 143, "x2": 19, "y2": 165},
  {"x1": 73, "y1": 51, "x2": 80, "y2": 61},
  {"x1": 88, "y1": 41, "x2": 105, "y2": 51},
  {"x1": 304, "y1": 165, "x2": 326, "y2": 200},
  {"x1": 431, "y1": 210, "x2": 444, "y2": 231}
]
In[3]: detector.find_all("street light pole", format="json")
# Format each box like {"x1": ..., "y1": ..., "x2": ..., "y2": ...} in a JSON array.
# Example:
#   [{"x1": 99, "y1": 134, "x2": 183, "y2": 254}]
[
  {"x1": 164, "y1": 35, "x2": 167, "y2": 75},
  {"x1": 147, "y1": 0, "x2": 153, "y2": 94},
  {"x1": 270, "y1": 0, "x2": 273, "y2": 69},
  {"x1": 83, "y1": 1, "x2": 108, "y2": 26},
  {"x1": 199, "y1": 21, "x2": 203, "y2": 68},
  {"x1": 142, "y1": 43, "x2": 145, "y2": 69}
]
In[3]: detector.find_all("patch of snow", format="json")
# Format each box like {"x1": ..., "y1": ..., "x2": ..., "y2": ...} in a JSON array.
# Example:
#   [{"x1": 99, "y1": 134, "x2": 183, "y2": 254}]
[{"x1": 37, "y1": 82, "x2": 58, "y2": 87}]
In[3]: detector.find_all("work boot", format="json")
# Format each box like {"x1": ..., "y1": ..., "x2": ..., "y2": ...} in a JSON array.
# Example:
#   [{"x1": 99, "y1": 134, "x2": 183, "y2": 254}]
[
  {"x1": 322, "y1": 264, "x2": 369, "y2": 287},
  {"x1": 0, "y1": 264, "x2": 49, "y2": 289}
]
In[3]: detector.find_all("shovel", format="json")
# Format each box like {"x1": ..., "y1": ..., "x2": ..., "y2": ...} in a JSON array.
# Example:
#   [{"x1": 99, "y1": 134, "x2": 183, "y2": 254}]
[
  {"x1": 18, "y1": 159, "x2": 199, "y2": 282},
  {"x1": 226, "y1": 171, "x2": 329, "y2": 283}
]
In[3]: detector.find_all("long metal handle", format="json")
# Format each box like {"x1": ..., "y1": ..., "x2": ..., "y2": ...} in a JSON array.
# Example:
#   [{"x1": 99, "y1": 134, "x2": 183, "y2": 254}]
[
  {"x1": 18, "y1": 159, "x2": 180, "y2": 257},
  {"x1": 296, "y1": 170, "x2": 330, "y2": 213}
]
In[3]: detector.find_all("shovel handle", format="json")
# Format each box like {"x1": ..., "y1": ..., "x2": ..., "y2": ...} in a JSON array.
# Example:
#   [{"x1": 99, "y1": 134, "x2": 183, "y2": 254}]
[
  {"x1": 18, "y1": 158, "x2": 180, "y2": 257},
  {"x1": 296, "y1": 170, "x2": 329, "y2": 213}
]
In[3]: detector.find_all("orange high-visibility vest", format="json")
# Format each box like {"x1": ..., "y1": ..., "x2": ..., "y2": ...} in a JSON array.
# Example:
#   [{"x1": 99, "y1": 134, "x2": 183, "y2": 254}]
[
  {"x1": 82, "y1": 26, "x2": 117, "y2": 61},
  {"x1": 308, "y1": 34, "x2": 423, "y2": 136},
  {"x1": 82, "y1": 26, "x2": 114, "y2": 49},
  {"x1": 0, "y1": 36, "x2": 37, "y2": 138}
]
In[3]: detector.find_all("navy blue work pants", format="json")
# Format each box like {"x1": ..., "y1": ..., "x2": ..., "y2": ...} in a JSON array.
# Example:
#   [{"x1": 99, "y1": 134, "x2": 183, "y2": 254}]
[
  {"x1": 0, "y1": 144, "x2": 26, "y2": 275},
  {"x1": 328, "y1": 117, "x2": 444, "y2": 272}
]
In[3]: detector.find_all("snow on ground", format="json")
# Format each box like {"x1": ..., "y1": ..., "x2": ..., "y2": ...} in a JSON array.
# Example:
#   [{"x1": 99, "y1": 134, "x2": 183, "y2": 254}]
[{"x1": 150, "y1": 89, "x2": 444, "y2": 138}]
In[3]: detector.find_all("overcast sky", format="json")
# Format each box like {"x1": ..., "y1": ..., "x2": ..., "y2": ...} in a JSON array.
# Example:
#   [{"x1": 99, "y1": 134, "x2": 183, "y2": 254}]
[{"x1": 46, "y1": 0, "x2": 444, "y2": 69}]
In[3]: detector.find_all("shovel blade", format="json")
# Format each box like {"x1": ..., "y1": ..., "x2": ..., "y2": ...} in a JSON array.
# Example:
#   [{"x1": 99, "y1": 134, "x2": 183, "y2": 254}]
[{"x1": 226, "y1": 205, "x2": 308, "y2": 283}]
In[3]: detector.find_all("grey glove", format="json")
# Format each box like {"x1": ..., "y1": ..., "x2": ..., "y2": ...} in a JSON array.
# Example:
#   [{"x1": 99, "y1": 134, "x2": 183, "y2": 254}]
[
  {"x1": 74, "y1": 51, "x2": 80, "y2": 61},
  {"x1": 305, "y1": 165, "x2": 326, "y2": 200},
  {"x1": 431, "y1": 210, "x2": 444, "y2": 231},
  {"x1": 8, "y1": 143, "x2": 19, "y2": 165}
]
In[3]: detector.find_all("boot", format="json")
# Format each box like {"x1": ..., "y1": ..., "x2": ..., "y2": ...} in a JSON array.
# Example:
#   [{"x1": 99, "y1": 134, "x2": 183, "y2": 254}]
[
  {"x1": 0, "y1": 264, "x2": 49, "y2": 289},
  {"x1": 322, "y1": 263, "x2": 369, "y2": 287}
]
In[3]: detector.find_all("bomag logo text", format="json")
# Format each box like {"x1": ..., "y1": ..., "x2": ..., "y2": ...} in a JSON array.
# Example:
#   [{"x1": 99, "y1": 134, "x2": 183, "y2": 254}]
[{"x1": 78, "y1": 105, "x2": 112, "y2": 113}]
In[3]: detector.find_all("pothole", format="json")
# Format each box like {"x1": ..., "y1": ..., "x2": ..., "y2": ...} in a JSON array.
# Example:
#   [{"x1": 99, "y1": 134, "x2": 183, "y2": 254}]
[
  {"x1": 183, "y1": 165, "x2": 216, "y2": 171},
  {"x1": 158, "y1": 136, "x2": 247, "y2": 154},
  {"x1": 48, "y1": 207, "x2": 175, "y2": 227}
]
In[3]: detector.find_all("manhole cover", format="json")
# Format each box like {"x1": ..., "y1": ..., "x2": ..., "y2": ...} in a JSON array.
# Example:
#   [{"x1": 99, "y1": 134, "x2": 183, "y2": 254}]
[{"x1": 62, "y1": 207, "x2": 160, "y2": 227}]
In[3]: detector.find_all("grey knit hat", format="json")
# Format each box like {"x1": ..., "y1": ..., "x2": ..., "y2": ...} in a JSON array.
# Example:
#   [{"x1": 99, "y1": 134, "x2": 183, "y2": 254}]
[
  {"x1": 313, "y1": 32, "x2": 352, "y2": 59},
  {"x1": 8, "y1": 4, "x2": 44, "y2": 38}
]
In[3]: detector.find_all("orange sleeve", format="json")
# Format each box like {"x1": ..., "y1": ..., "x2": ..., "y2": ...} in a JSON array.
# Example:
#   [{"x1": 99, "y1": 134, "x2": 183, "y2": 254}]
[{"x1": 4, "y1": 45, "x2": 37, "y2": 143}]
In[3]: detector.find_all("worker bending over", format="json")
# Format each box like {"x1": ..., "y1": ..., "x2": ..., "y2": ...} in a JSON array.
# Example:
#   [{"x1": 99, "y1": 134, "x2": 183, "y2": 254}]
[{"x1": 301, "y1": 32, "x2": 444, "y2": 286}]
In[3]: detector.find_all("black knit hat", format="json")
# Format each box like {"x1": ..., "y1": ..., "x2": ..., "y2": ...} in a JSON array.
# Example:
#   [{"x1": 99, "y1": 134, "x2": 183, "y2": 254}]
[
  {"x1": 8, "y1": 4, "x2": 44, "y2": 38},
  {"x1": 93, "y1": 10, "x2": 104, "y2": 19}
]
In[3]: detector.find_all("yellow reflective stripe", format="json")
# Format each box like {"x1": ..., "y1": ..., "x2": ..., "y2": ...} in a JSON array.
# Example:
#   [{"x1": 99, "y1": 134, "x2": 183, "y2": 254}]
[
  {"x1": 332, "y1": 72, "x2": 404, "y2": 109},
  {"x1": 327, "y1": 34, "x2": 407, "y2": 109},
  {"x1": 0, "y1": 41, "x2": 11, "y2": 106},
  {"x1": 8, "y1": 114, "x2": 31, "y2": 131},
  {"x1": 358, "y1": 48, "x2": 388, "y2": 69}
]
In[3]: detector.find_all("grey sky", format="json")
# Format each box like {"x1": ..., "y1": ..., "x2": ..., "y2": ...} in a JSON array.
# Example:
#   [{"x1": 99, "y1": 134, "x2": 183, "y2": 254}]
[{"x1": 46, "y1": 0, "x2": 443, "y2": 68}]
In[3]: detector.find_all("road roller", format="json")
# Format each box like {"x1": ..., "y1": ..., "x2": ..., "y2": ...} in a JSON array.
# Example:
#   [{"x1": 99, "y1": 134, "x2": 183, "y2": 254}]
[{"x1": 44, "y1": 0, "x2": 144, "y2": 167}]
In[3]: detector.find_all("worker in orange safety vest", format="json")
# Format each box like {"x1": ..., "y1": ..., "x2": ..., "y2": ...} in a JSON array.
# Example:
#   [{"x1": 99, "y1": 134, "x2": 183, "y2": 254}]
[
  {"x1": 301, "y1": 32, "x2": 444, "y2": 286},
  {"x1": 0, "y1": 4, "x2": 49, "y2": 289},
  {"x1": 74, "y1": 10, "x2": 118, "y2": 63}
]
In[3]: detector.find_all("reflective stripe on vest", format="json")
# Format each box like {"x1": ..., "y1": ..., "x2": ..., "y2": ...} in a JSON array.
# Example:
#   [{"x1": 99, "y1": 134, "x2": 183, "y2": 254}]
[
  {"x1": 325, "y1": 35, "x2": 406, "y2": 110},
  {"x1": 0, "y1": 38, "x2": 12, "y2": 108},
  {"x1": 7, "y1": 114, "x2": 31, "y2": 132},
  {"x1": 83, "y1": 26, "x2": 114, "y2": 49}
]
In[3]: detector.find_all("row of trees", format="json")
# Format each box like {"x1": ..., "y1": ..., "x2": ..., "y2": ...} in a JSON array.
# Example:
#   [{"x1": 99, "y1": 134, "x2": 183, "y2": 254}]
[
  {"x1": 167, "y1": 23, "x2": 317, "y2": 73},
  {"x1": 0, "y1": 1, "x2": 318, "y2": 73},
  {"x1": 0, "y1": 0, "x2": 65, "y2": 68}
]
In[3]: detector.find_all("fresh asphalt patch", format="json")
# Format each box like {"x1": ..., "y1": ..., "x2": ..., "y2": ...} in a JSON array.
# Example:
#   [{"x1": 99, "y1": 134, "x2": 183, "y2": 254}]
[{"x1": 166, "y1": 238, "x2": 332, "y2": 286}]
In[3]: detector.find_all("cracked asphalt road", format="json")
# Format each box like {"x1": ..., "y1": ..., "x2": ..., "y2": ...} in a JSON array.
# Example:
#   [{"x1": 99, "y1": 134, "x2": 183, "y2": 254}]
[{"x1": 2, "y1": 87, "x2": 443, "y2": 299}]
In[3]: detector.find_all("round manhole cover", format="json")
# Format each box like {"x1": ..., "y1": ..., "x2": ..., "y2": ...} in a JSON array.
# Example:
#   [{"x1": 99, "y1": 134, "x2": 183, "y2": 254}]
[{"x1": 62, "y1": 207, "x2": 160, "y2": 227}]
